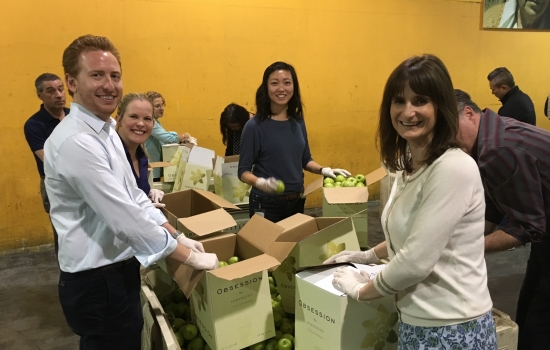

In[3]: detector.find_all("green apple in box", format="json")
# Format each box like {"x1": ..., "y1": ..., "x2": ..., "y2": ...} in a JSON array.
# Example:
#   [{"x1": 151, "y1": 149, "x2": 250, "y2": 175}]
[
  {"x1": 295, "y1": 264, "x2": 398, "y2": 350},
  {"x1": 267, "y1": 214, "x2": 360, "y2": 314}
]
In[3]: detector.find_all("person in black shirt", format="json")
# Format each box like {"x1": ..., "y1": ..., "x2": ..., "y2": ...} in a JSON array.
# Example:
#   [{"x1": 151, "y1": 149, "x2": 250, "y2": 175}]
[
  {"x1": 487, "y1": 67, "x2": 536, "y2": 125},
  {"x1": 23, "y1": 73, "x2": 69, "y2": 254},
  {"x1": 219, "y1": 103, "x2": 252, "y2": 156}
]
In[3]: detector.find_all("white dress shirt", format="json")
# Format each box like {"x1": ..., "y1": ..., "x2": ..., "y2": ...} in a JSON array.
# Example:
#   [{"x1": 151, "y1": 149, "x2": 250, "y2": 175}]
[{"x1": 44, "y1": 103, "x2": 177, "y2": 272}]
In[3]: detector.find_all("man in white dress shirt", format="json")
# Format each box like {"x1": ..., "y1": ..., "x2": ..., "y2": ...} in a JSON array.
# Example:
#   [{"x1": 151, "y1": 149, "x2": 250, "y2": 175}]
[{"x1": 44, "y1": 34, "x2": 218, "y2": 350}]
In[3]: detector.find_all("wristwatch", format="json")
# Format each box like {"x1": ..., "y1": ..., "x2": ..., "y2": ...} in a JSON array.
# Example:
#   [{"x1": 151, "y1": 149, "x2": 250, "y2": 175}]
[{"x1": 172, "y1": 230, "x2": 183, "y2": 239}]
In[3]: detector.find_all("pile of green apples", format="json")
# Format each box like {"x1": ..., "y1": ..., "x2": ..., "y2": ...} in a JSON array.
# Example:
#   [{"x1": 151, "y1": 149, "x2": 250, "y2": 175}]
[
  {"x1": 160, "y1": 288, "x2": 209, "y2": 350},
  {"x1": 248, "y1": 273, "x2": 295, "y2": 350},
  {"x1": 218, "y1": 255, "x2": 240, "y2": 268},
  {"x1": 323, "y1": 174, "x2": 366, "y2": 188}
]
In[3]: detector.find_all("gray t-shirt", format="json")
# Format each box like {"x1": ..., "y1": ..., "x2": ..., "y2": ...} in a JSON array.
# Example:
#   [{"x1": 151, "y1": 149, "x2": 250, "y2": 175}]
[{"x1": 238, "y1": 117, "x2": 313, "y2": 196}]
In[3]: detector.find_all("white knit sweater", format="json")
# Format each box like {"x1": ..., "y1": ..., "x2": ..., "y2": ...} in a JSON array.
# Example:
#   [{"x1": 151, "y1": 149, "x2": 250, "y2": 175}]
[{"x1": 374, "y1": 148, "x2": 492, "y2": 327}]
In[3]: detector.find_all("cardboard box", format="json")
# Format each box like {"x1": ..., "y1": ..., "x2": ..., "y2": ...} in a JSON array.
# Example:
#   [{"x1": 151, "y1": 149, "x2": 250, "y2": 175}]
[
  {"x1": 161, "y1": 189, "x2": 240, "y2": 238},
  {"x1": 165, "y1": 221, "x2": 283, "y2": 350},
  {"x1": 148, "y1": 161, "x2": 173, "y2": 190},
  {"x1": 162, "y1": 144, "x2": 183, "y2": 183},
  {"x1": 303, "y1": 168, "x2": 388, "y2": 249},
  {"x1": 213, "y1": 155, "x2": 251, "y2": 205},
  {"x1": 172, "y1": 145, "x2": 215, "y2": 192},
  {"x1": 493, "y1": 308, "x2": 518, "y2": 350},
  {"x1": 224, "y1": 205, "x2": 252, "y2": 234},
  {"x1": 262, "y1": 214, "x2": 360, "y2": 314},
  {"x1": 152, "y1": 181, "x2": 174, "y2": 193},
  {"x1": 295, "y1": 264, "x2": 399, "y2": 350},
  {"x1": 141, "y1": 266, "x2": 181, "y2": 350}
]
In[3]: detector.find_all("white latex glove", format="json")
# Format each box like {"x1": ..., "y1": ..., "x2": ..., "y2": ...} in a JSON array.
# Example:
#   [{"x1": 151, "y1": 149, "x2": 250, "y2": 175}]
[
  {"x1": 149, "y1": 189, "x2": 164, "y2": 204},
  {"x1": 321, "y1": 167, "x2": 351, "y2": 179},
  {"x1": 323, "y1": 248, "x2": 380, "y2": 264},
  {"x1": 332, "y1": 268, "x2": 370, "y2": 301},
  {"x1": 176, "y1": 235, "x2": 206, "y2": 253},
  {"x1": 187, "y1": 136, "x2": 198, "y2": 145},
  {"x1": 255, "y1": 177, "x2": 278, "y2": 194},
  {"x1": 183, "y1": 250, "x2": 218, "y2": 270}
]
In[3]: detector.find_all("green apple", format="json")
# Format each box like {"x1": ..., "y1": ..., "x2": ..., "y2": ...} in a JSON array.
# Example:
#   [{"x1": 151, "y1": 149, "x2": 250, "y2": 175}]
[
  {"x1": 187, "y1": 337, "x2": 205, "y2": 350},
  {"x1": 342, "y1": 181, "x2": 355, "y2": 187},
  {"x1": 273, "y1": 311, "x2": 283, "y2": 327},
  {"x1": 269, "y1": 283, "x2": 277, "y2": 294},
  {"x1": 276, "y1": 294, "x2": 281, "y2": 302},
  {"x1": 180, "y1": 323, "x2": 198, "y2": 341},
  {"x1": 276, "y1": 180, "x2": 285, "y2": 194},
  {"x1": 172, "y1": 288, "x2": 187, "y2": 303},
  {"x1": 334, "y1": 182, "x2": 342, "y2": 187},
  {"x1": 266, "y1": 339, "x2": 278, "y2": 350},
  {"x1": 355, "y1": 182, "x2": 366, "y2": 187},
  {"x1": 173, "y1": 303, "x2": 186, "y2": 318},
  {"x1": 355, "y1": 174, "x2": 366, "y2": 183},
  {"x1": 249, "y1": 341, "x2": 266, "y2": 350},
  {"x1": 218, "y1": 261, "x2": 228, "y2": 268},
  {"x1": 163, "y1": 303, "x2": 176, "y2": 315},
  {"x1": 274, "y1": 330, "x2": 284, "y2": 340},
  {"x1": 282, "y1": 334, "x2": 294, "y2": 343},
  {"x1": 323, "y1": 183, "x2": 335, "y2": 188},
  {"x1": 172, "y1": 318, "x2": 186, "y2": 331},
  {"x1": 205, "y1": 344, "x2": 212, "y2": 350},
  {"x1": 323, "y1": 177, "x2": 335, "y2": 185},
  {"x1": 279, "y1": 321, "x2": 294, "y2": 335},
  {"x1": 277, "y1": 337, "x2": 293, "y2": 350},
  {"x1": 347, "y1": 177, "x2": 358, "y2": 186},
  {"x1": 268, "y1": 276, "x2": 274, "y2": 284},
  {"x1": 335, "y1": 174, "x2": 346, "y2": 183},
  {"x1": 228, "y1": 256, "x2": 239, "y2": 264},
  {"x1": 175, "y1": 332, "x2": 185, "y2": 347}
]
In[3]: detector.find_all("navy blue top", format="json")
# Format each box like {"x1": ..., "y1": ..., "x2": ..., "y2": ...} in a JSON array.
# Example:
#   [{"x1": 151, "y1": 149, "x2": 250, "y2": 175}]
[
  {"x1": 238, "y1": 117, "x2": 313, "y2": 196},
  {"x1": 122, "y1": 140, "x2": 151, "y2": 195},
  {"x1": 24, "y1": 104, "x2": 70, "y2": 176}
]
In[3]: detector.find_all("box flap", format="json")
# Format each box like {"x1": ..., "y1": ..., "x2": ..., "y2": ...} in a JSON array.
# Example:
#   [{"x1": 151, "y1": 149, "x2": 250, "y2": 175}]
[
  {"x1": 276, "y1": 214, "x2": 318, "y2": 243},
  {"x1": 178, "y1": 208, "x2": 237, "y2": 236},
  {"x1": 266, "y1": 241, "x2": 297, "y2": 264},
  {"x1": 303, "y1": 177, "x2": 323, "y2": 197},
  {"x1": 237, "y1": 214, "x2": 285, "y2": 253},
  {"x1": 224, "y1": 155, "x2": 240, "y2": 163},
  {"x1": 209, "y1": 254, "x2": 280, "y2": 280},
  {"x1": 194, "y1": 189, "x2": 240, "y2": 210},
  {"x1": 148, "y1": 161, "x2": 173, "y2": 169},
  {"x1": 323, "y1": 187, "x2": 369, "y2": 204},
  {"x1": 366, "y1": 167, "x2": 388, "y2": 185}
]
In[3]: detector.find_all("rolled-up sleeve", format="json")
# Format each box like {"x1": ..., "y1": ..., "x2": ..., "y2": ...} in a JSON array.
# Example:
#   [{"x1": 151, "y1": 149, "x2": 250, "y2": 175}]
[{"x1": 58, "y1": 135, "x2": 177, "y2": 266}]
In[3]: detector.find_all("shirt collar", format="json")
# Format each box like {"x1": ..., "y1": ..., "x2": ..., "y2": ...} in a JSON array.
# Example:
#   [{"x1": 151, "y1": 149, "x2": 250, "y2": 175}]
[
  {"x1": 71, "y1": 102, "x2": 115, "y2": 134},
  {"x1": 500, "y1": 86, "x2": 519, "y2": 104}
]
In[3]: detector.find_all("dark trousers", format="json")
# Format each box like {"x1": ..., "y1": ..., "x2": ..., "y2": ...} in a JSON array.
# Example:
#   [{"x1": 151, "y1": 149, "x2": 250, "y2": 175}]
[
  {"x1": 516, "y1": 238, "x2": 550, "y2": 350},
  {"x1": 249, "y1": 192, "x2": 305, "y2": 223},
  {"x1": 58, "y1": 258, "x2": 143, "y2": 350},
  {"x1": 40, "y1": 177, "x2": 58, "y2": 254}
]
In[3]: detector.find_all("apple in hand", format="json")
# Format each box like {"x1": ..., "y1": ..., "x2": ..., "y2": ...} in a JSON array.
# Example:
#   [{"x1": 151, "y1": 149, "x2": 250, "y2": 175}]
[
  {"x1": 276, "y1": 180, "x2": 285, "y2": 194},
  {"x1": 277, "y1": 337, "x2": 293, "y2": 350},
  {"x1": 228, "y1": 256, "x2": 239, "y2": 265}
]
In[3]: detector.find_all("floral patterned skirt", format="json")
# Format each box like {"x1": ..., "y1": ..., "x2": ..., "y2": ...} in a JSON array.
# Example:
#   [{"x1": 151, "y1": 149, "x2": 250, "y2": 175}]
[{"x1": 398, "y1": 310, "x2": 497, "y2": 350}]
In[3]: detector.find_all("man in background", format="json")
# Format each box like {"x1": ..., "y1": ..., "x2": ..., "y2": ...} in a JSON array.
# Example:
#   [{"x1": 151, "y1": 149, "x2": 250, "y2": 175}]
[
  {"x1": 455, "y1": 89, "x2": 550, "y2": 350},
  {"x1": 487, "y1": 67, "x2": 536, "y2": 125},
  {"x1": 23, "y1": 73, "x2": 69, "y2": 254}
]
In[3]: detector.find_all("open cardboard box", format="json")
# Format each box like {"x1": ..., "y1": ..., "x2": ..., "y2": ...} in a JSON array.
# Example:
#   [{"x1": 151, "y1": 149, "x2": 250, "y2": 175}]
[
  {"x1": 303, "y1": 167, "x2": 388, "y2": 249},
  {"x1": 213, "y1": 155, "x2": 251, "y2": 205},
  {"x1": 226, "y1": 214, "x2": 360, "y2": 314},
  {"x1": 294, "y1": 263, "x2": 398, "y2": 350},
  {"x1": 161, "y1": 189, "x2": 240, "y2": 238},
  {"x1": 164, "y1": 219, "x2": 283, "y2": 350}
]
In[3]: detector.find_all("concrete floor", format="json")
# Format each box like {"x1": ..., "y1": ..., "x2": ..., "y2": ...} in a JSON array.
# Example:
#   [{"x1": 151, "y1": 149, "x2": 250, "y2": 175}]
[{"x1": 0, "y1": 202, "x2": 529, "y2": 350}]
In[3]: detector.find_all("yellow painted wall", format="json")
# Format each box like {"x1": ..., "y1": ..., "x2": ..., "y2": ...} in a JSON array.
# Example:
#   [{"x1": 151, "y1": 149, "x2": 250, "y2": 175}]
[{"x1": 1, "y1": 0, "x2": 549, "y2": 250}]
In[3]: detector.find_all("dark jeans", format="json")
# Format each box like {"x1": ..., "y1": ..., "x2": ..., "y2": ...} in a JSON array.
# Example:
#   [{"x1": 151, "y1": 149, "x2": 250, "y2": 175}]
[
  {"x1": 249, "y1": 192, "x2": 305, "y2": 223},
  {"x1": 40, "y1": 177, "x2": 58, "y2": 254},
  {"x1": 59, "y1": 258, "x2": 143, "y2": 350},
  {"x1": 516, "y1": 238, "x2": 550, "y2": 350}
]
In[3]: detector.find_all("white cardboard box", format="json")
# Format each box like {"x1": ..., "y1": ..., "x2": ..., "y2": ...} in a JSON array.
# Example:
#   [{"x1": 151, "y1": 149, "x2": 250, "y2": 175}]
[
  {"x1": 172, "y1": 145, "x2": 215, "y2": 192},
  {"x1": 295, "y1": 264, "x2": 398, "y2": 350},
  {"x1": 213, "y1": 155, "x2": 250, "y2": 205},
  {"x1": 161, "y1": 144, "x2": 183, "y2": 183}
]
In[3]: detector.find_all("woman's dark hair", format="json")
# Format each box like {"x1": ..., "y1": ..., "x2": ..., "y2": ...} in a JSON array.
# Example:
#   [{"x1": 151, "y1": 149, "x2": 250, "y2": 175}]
[
  {"x1": 376, "y1": 54, "x2": 460, "y2": 173},
  {"x1": 255, "y1": 61, "x2": 304, "y2": 123},
  {"x1": 219, "y1": 103, "x2": 250, "y2": 145}
]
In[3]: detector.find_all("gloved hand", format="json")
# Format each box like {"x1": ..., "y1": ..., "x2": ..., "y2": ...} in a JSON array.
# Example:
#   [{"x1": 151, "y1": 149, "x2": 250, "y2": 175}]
[
  {"x1": 255, "y1": 177, "x2": 278, "y2": 194},
  {"x1": 183, "y1": 250, "x2": 219, "y2": 270},
  {"x1": 149, "y1": 189, "x2": 164, "y2": 206},
  {"x1": 180, "y1": 133, "x2": 198, "y2": 145},
  {"x1": 176, "y1": 235, "x2": 205, "y2": 253},
  {"x1": 321, "y1": 167, "x2": 351, "y2": 179},
  {"x1": 332, "y1": 267, "x2": 370, "y2": 301},
  {"x1": 187, "y1": 136, "x2": 198, "y2": 145},
  {"x1": 323, "y1": 248, "x2": 380, "y2": 264}
]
